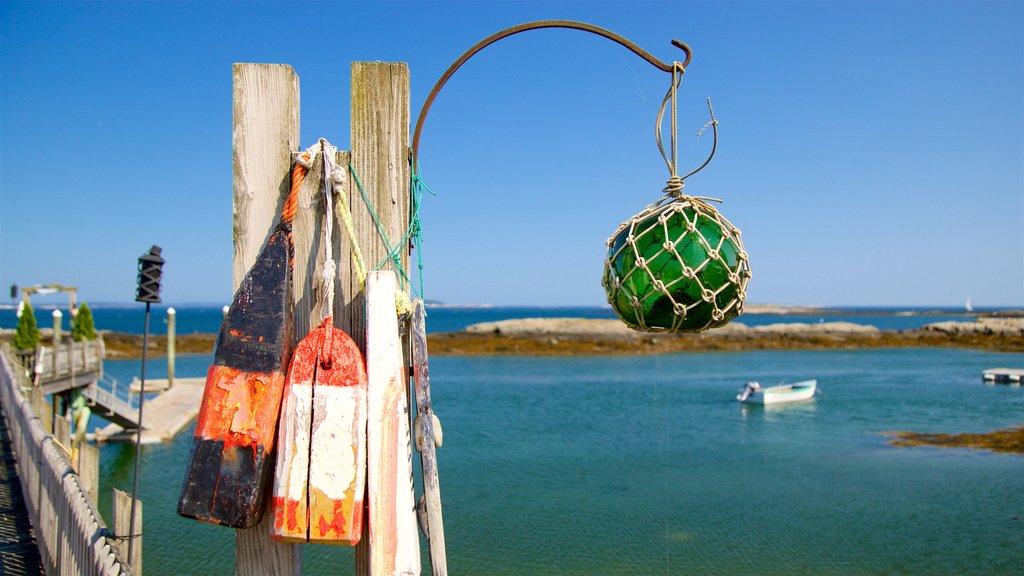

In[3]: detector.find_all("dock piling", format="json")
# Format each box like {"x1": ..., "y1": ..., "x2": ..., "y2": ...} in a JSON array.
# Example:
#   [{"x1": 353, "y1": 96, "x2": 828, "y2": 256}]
[{"x1": 166, "y1": 308, "x2": 175, "y2": 387}]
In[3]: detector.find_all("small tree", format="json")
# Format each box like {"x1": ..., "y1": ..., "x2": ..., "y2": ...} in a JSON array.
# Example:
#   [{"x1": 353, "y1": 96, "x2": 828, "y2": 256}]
[
  {"x1": 71, "y1": 302, "x2": 97, "y2": 342},
  {"x1": 13, "y1": 302, "x2": 41, "y2": 351}
]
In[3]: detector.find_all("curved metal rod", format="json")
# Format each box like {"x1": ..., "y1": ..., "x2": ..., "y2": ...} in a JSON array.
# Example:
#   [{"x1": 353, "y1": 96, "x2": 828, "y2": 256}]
[{"x1": 411, "y1": 20, "x2": 692, "y2": 164}]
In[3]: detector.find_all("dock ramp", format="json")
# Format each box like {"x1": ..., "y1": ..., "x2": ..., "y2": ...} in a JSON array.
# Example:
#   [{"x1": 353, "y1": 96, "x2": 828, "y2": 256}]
[{"x1": 81, "y1": 375, "x2": 140, "y2": 429}]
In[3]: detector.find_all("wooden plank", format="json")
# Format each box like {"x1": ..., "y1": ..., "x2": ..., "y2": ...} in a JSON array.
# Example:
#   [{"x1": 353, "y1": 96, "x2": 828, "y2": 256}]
[
  {"x1": 77, "y1": 441, "x2": 99, "y2": 503},
  {"x1": 229, "y1": 63, "x2": 301, "y2": 575},
  {"x1": 411, "y1": 299, "x2": 448, "y2": 574},
  {"x1": 230, "y1": 63, "x2": 302, "y2": 576},
  {"x1": 31, "y1": 384, "x2": 51, "y2": 432},
  {"x1": 365, "y1": 271, "x2": 420, "y2": 575},
  {"x1": 349, "y1": 60, "x2": 411, "y2": 576},
  {"x1": 54, "y1": 415, "x2": 71, "y2": 452},
  {"x1": 231, "y1": 63, "x2": 302, "y2": 284},
  {"x1": 343, "y1": 62, "x2": 410, "y2": 352},
  {"x1": 113, "y1": 488, "x2": 142, "y2": 576}
]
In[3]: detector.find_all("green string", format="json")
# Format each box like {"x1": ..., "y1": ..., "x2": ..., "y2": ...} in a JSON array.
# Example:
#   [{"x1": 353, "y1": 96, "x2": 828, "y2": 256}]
[
  {"x1": 410, "y1": 162, "x2": 435, "y2": 299},
  {"x1": 347, "y1": 163, "x2": 433, "y2": 297}
]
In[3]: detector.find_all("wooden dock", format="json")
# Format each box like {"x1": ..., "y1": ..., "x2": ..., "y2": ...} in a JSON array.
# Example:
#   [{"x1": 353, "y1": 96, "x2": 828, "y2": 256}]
[
  {"x1": 983, "y1": 368, "x2": 1024, "y2": 384},
  {"x1": 0, "y1": 401, "x2": 44, "y2": 575},
  {"x1": 94, "y1": 377, "x2": 205, "y2": 444},
  {"x1": 1, "y1": 345, "x2": 133, "y2": 575}
]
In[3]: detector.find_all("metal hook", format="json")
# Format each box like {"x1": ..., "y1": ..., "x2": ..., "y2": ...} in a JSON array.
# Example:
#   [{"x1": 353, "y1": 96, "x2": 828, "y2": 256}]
[{"x1": 410, "y1": 20, "x2": 692, "y2": 165}]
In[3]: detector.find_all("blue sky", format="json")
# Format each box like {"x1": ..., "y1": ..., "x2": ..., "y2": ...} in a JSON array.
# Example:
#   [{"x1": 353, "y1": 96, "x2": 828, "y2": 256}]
[{"x1": 2, "y1": 1, "x2": 1021, "y2": 307}]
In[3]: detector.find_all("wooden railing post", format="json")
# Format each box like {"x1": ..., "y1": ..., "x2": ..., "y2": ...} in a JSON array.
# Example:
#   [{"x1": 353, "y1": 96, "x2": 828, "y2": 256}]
[{"x1": 232, "y1": 62, "x2": 302, "y2": 576}]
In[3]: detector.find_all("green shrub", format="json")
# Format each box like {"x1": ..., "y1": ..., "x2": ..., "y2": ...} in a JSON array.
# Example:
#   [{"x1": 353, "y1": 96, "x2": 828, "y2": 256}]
[
  {"x1": 71, "y1": 302, "x2": 97, "y2": 342},
  {"x1": 13, "y1": 302, "x2": 41, "y2": 351}
]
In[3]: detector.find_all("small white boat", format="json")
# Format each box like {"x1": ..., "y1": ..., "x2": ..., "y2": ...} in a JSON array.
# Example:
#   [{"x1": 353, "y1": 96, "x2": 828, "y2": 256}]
[{"x1": 737, "y1": 380, "x2": 817, "y2": 405}]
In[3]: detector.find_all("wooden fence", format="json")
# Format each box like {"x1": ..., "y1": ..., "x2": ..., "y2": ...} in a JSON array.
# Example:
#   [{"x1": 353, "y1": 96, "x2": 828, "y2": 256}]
[{"x1": 0, "y1": 345, "x2": 133, "y2": 576}]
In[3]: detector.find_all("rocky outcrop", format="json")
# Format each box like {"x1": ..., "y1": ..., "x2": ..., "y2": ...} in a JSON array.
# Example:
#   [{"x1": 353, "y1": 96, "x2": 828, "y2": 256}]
[
  {"x1": 434, "y1": 316, "x2": 1021, "y2": 355},
  {"x1": 466, "y1": 318, "x2": 881, "y2": 338},
  {"x1": 919, "y1": 317, "x2": 1024, "y2": 337},
  {"x1": 466, "y1": 318, "x2": 631, "y2": 336}
]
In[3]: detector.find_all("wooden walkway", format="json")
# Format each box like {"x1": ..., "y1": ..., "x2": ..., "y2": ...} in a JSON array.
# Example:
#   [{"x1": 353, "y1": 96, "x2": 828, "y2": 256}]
[
  {"x1": 0, "y1": 402, "x2": 43, "y2": 575},
  {"x1": 94, "y1": 377, "x2": 205, "y2": 444}
]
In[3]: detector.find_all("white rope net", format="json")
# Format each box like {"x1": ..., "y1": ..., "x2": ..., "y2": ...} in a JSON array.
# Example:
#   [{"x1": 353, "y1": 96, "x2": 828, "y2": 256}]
[{"x1": 602, "y1": 195, "x2": 750, "y2": 333}]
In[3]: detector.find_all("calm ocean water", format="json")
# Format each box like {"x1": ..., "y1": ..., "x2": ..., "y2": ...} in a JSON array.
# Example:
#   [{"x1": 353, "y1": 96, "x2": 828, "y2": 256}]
[
  {"x1": 0, "y1": 303, "x2": 990, "y2": 334},
  {"x1": 94, "y1": 346, "x2": 1023, "y2": 575}
]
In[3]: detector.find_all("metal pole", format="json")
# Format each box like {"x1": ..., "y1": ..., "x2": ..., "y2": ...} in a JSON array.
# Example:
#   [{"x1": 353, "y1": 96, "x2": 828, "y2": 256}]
[{"x1": 128, "y1": 301, "x2": 149, "y2": 567}]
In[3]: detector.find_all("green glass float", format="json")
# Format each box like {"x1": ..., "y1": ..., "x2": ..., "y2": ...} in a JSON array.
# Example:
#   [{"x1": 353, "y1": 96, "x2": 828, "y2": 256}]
[
  {"x1": 603, "y1": 61, "x2": 750, "y2": 333},
  {"x1": 602, "y1": 194, "x2": 750, "y2": 333}
]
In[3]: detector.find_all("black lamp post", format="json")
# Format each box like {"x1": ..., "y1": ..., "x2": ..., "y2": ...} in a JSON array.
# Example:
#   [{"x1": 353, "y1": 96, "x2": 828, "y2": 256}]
[{"x1": 129, "y1": 245, "x2": 163, "y2": 568}]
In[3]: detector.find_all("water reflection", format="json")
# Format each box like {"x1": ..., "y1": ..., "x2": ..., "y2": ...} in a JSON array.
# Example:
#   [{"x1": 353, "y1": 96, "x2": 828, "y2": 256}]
[{"x1": 740, "y1": 398, "x2": 818, "y2": 421}]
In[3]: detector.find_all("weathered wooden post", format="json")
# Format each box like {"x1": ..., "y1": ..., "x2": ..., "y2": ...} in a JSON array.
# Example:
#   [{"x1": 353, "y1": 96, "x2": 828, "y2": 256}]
[
  {"x1": 114, "y1": 488, "x2": 143, "y2": 575},
  {"x1": 231, "y1": 62, "x2": 302, "y2": 576},
  {"x1": 166, "y1": 307, "x2": 176, "y2": 387},
  {"x1": 345, "y1": 61, "x2": 412, "y2": 576}
]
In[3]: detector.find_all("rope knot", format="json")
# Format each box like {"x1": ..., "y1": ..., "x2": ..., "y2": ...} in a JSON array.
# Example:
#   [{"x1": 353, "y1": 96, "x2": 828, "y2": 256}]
[{"x1": 663, "y1": 176, "x2": 685, "y2": 196}]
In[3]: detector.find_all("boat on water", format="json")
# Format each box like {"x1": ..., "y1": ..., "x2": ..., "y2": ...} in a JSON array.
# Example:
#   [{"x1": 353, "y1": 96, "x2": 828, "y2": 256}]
[{"x1": 737, "y1": 380, "x2": 817, "y2": 405}]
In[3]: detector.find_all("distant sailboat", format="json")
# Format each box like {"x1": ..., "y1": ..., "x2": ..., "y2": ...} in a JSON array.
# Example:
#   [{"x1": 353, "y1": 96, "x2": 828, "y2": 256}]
[{"x1": 965, "y1": 296, "x2": 974, "y2": 313}]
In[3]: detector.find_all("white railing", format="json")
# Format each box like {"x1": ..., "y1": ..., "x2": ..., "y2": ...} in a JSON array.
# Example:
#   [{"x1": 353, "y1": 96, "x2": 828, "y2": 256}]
[
  {"x1": 0, "y1": 345, "x2": 133, "y2": 576},
  {"x1": 82, "y1": 375, "x2": 139, "y2": 428}
]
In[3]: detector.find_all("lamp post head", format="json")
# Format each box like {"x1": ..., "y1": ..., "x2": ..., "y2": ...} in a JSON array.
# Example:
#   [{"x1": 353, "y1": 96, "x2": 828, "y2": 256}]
[{"x1": 136, "y1": 245, "x2": 165, "y2": 303}]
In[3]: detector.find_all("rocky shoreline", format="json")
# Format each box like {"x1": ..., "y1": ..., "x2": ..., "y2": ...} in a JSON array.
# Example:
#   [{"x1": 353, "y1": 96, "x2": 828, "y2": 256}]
[{"x1": 92, "y1": 316, "x2": 1024, "y2": 359}]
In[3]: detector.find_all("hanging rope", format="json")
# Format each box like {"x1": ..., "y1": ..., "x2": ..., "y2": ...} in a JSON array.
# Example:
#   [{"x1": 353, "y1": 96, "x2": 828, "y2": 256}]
[
  {"x1": 655, "y1": 63, "x2": 719, "y2": 198},
  {"x1": 656, "y1": 62, "x2": 685, "y2": 195},
  {"x1": 281, "y1": 152, "x2": 311, "y2": 226},
  {"x1": 324, "y1": 149, "x2": 368, "y2": 292},
  {"x1": 318, "y1": 140, "x2": 338, "y2": 327}
]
